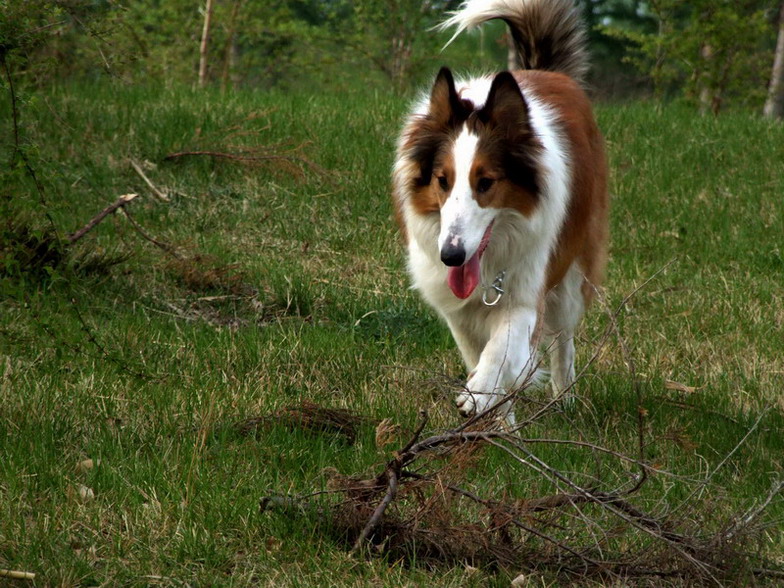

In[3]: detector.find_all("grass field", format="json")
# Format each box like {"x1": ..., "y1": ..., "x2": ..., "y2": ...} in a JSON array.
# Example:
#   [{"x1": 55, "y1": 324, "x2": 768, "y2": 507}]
[{"x1": 1, "y1": 82, "x2": 783, "y2": 586}]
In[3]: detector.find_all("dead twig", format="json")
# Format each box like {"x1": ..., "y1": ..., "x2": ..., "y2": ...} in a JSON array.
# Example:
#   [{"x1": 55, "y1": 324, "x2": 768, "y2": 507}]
[
  {"x1": 657, "y1": 395, "x2": 745, "y2": 427},
  {"x1": 488, "y1": 437, "x2": 722, "y2": 583},
  {"x1": 120, "y1": 208, "x2": 181, "y2": 259},
  {"x1": 671, "y1": 407, "x2": 770, "y2": 518},
  {"x1": 265, "y1": 410, "x2": 780, "y2": 582},
  {"x1": 351, "y1": 469, "x2": 399, "y2": 552},
  {"x1": 0, "y1": 569, "x2": 35, "y2": 580},
  {"x1": 260, "y1": 262, "x2": 780, "y2": 583},
  {"x1": 723, "y1": 478, "x2": 784, "y2": 541},
  {"x1": 129, "y1": 160, "x2": 170, "y2": 202},
  {"x1": 68, "y1": 193, "x2": 138, "y2": 244},
  {"x1": 351, "y1": 411, "x2": 428, "y2": 551},
  {"x1": 399, "y1": 410, "x2": 428, "y2": 454}
]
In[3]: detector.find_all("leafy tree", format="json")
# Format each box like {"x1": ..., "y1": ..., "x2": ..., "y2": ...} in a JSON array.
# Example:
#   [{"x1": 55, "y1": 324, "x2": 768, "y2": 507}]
[
  {"x1": 577, "y1": 0, "x2": 657, "y2": 96},
  {"x1": 604, "y1": 0, "x2": 778, "y2": 112},
  {"x1": 322, "y1": 0, "x2": 461, "y2": 90}
]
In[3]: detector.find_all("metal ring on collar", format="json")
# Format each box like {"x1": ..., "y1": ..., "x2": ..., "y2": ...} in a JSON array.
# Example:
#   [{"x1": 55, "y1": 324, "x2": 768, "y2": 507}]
[{"x1": 481, "y1": 270, "x2": 506, "y2": 307}]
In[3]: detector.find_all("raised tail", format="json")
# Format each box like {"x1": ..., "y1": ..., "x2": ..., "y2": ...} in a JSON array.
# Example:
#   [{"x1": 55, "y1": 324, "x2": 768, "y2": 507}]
[{"x1": 438, "y1": 0, "x2": 589, "y2": 84}]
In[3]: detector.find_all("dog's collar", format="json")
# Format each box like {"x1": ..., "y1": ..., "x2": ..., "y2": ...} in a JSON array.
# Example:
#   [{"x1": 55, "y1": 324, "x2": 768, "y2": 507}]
[{"x1": 481, "y1": 270, "x2": 506, "y2": 306}]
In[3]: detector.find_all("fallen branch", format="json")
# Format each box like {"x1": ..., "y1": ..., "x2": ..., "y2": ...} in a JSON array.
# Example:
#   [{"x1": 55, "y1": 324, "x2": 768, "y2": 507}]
[
  {"x1": 723, "y1": 478, "x2": 784, "y2": 541},
  {"x1": 262, "y1": 415, "x2": 782, "y2": 582},
  {"x1": 351, "y1": 410, "x2": 428, "y2": 552},
  {"x1": 68, "y1": 193, "x2": 138, "y2": 244},
  {"x1": 486, "y1": 437, "x2": 719, "y2": 581},
  {"x1": 351, "y1": 469, "x2": 399, "y2": 551}
]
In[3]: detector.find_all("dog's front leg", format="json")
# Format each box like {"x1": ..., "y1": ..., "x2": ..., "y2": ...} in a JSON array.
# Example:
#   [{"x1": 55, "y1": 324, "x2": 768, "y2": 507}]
[{"x1": 455, "y1": 307, "x2": 538, "y2": 422}]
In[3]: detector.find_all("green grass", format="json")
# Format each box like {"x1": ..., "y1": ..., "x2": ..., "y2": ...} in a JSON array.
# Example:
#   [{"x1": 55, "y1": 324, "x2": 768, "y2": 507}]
[{"x1": 1, "y1": 81, "x2": 783, "y2": 586}]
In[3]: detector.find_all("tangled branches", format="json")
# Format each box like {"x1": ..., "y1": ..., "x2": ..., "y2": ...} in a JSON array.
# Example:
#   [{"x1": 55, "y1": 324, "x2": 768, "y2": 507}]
[
  {"x1": 262, "y1": 401, "x2": 782, "y2": 584},
  {"x1": 260, "y1": 276, "x2": 783, "y2": 585}
]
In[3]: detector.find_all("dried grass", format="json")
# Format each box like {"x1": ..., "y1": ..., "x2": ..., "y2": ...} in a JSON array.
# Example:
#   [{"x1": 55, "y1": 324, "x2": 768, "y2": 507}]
[
  {"x1": 162, "y1": 111, "x2": 331, "y2": 181},
  {"x1": 237, "y1": 401, "x2": 370, "y2": 444},
  {"x1": 166, "y1": 254, "x2": 252, "y2": 296}
]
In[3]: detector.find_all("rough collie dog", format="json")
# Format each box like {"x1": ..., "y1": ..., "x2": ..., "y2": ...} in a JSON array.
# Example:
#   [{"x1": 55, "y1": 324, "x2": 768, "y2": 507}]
[{"x1": 392, "y1": 0, "x2": 608, "y2": 422}]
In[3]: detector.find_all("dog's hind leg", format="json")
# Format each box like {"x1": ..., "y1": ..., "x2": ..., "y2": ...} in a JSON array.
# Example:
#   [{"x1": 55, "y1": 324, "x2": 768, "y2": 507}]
[
  {"x1": 549, "y1": 332, "x2": 576, "y2": 398},
  {"x1": 544, "y1": 263, "x2": 585, "y2": 400}
]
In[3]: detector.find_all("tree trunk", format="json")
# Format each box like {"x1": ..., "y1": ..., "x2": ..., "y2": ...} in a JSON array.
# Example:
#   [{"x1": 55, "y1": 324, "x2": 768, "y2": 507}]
[
  {"x1": 697, "y1": 43, "x2": 714, "y2": 116},
  {"x1": 764, "y1": 2, "x2": 784, "y2": 119},
  {"x1": 198, "y1": 0, "x2": 215, "y2": 88},
  {"x1": 220, "y1": 0, "x2": 242, "y2": 93},
  {"x1": 229, "y1": 39, "x2": 240, "y2": 89}
]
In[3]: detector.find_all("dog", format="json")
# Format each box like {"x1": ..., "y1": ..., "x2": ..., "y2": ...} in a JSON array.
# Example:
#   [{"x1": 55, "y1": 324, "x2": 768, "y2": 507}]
[{"x1": 392, "y1": 0, "x2": 608, "y2": 423}]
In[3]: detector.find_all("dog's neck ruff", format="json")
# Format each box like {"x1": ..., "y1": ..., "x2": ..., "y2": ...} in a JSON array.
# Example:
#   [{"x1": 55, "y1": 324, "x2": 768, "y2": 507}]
[{"x1": 481, "y1": 269, "x2": 506, "y2": 306}]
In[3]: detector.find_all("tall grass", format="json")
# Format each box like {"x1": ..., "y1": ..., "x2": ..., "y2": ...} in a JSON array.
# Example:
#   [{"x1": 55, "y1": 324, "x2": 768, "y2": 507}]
[{"x1": 1, "y1": 82, "x2": 782, "y2": 585}]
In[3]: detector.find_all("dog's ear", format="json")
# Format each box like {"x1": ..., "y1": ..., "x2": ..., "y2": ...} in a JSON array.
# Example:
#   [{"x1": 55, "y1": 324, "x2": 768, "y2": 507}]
[
  {"x1": 429, "y1": 67, "x2": 470, "y2": 128},
  {"x1": 477, "y1": 72, "x2": 540, "y2": 195},
  {"x1": 477, "y1": 71, "x2": 531, "y2": 135}
]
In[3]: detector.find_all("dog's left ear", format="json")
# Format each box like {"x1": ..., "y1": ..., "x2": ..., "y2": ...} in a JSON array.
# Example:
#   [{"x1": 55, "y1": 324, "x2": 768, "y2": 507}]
[{"x1": 477, "y1": 72, "x2": 531, "y2": 134}]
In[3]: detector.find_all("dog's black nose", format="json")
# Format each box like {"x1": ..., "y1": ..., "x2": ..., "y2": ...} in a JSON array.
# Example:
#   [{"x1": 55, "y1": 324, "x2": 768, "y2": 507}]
[{"x1": 440, "y1": 243, "x2": 466, "y2": 267}]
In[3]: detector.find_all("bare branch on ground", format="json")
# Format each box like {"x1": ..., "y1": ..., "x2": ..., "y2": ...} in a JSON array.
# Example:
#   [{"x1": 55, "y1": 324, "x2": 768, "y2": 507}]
[{"x1": 68, "y1": 193, "x2": 138, "y2": 244}]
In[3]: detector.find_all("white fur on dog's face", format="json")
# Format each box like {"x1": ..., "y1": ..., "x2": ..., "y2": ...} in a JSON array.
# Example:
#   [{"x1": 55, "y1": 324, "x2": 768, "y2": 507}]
[{"x1": 436, "y1": 130, "x2": 496, "y2": 263}]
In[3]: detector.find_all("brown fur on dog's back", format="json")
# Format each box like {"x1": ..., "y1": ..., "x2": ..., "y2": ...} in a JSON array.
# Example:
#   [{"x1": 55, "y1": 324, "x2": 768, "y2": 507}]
[{"x1": 515, "y1": 70, "x2": 608, "y2": 302}]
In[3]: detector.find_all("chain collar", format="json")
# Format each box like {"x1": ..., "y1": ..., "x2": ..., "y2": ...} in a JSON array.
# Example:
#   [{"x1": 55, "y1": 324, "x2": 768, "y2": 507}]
[{"x1": 481, "y1": 270, "x2": 506, "y2": 306}]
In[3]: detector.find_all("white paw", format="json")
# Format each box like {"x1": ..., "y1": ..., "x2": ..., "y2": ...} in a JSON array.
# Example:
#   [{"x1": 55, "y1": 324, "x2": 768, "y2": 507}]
[
  {"x1": 455, "y1": 389, "x2": 488, "y2": 417},
  {"x1": 454, "y1": 378, "x2": 502, "y2": 418},
  {"x1": 455, "y1": 387, "x2": 518, "y2": 429}
]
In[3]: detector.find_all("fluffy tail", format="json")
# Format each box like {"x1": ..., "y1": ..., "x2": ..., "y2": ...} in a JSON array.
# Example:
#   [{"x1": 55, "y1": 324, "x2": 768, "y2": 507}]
[{"x1": 438, "y1": 0, "x2": 589, "y2": 84}]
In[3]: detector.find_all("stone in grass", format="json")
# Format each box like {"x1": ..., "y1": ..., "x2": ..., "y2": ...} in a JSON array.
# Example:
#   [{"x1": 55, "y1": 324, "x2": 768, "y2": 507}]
[
  {"x1": 510, "y1": 573, "x2": 528, "y2": 587},
  {"x1": 76, "y1": 484, "x2": 95, "y2": 502},
  {"x1": 76, "y1": 458, "x2": 100, "y2": 474}
]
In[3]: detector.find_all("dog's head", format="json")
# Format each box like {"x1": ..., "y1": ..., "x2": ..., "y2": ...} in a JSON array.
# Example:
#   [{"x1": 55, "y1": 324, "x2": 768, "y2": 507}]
[{"x1": 406, "y1": 67, "x2": 542, "y2": 298}]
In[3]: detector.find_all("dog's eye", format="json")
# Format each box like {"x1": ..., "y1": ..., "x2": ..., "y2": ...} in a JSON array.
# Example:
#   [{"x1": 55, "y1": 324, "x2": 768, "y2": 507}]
[
  {"x1": 476, "y1": 178, "x2": 494, "y2": 194},
  {"x1": 437, "y1": 176, "x2": 449, "y2": 191}
]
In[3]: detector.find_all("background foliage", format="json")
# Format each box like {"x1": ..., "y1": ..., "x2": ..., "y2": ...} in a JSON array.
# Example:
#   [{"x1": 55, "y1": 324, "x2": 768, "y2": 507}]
[
  {"x1": 3, "y1": 0, "x2": 779, "y2": 107},
  {"x1": 604, "y1": 0, "x2": 780, "y2": 111}
]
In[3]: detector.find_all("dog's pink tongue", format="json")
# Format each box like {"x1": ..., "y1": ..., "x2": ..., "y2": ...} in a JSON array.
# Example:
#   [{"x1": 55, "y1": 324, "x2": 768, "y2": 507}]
[
  {"x1": 447, "y1": 253, "x2": 481, "y2": 299},
  {"x1": 445, "y1": 221, "x2": 494, "y2": 300}
]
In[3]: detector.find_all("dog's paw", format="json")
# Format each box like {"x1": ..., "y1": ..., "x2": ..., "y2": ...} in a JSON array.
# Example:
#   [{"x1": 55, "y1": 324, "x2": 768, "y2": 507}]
[
  {"x1": 455, "y1": 389, "x2": 480, "y2": 417},
  {"x1": 455, "y1": 385, "x2": 497, "y2": 418}
]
